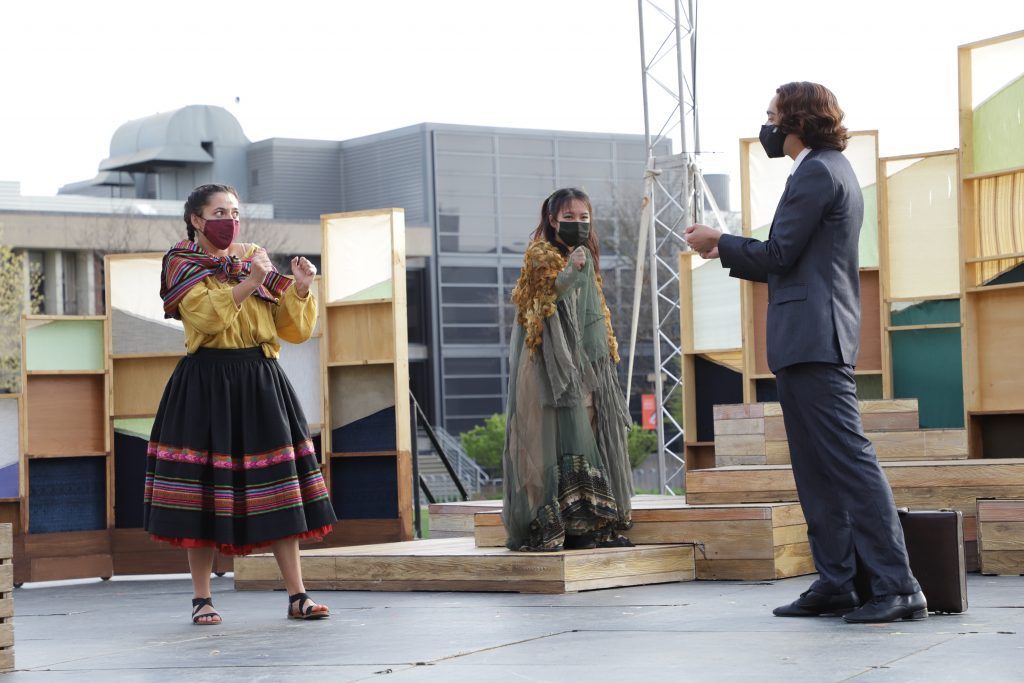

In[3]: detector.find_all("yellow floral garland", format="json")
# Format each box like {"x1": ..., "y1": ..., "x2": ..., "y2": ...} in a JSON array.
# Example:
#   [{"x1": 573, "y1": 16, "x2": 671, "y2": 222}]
[
  {"x1": 511, "y1": 239, "x2": 621, "y2": 363},
  {"x1": 511, "y1": 240, "x2": 564, "y2": 355}
]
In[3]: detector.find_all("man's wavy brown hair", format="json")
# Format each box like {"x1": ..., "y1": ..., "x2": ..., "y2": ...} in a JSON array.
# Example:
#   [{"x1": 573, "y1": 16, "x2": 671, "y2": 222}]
[{"x1": 775, "y1": 82, "x2": 849, "y2": 151}]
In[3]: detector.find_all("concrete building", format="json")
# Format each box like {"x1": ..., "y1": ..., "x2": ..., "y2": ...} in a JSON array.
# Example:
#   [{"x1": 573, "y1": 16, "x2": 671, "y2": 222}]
[{"x1": 7, "y1": 105, "x2": 717, "y2": 434}]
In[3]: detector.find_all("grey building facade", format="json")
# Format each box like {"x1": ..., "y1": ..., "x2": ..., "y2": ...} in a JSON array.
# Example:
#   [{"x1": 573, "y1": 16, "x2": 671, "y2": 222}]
[{"x1": 58, "y1": 107, "x2": 667, "y2": 435}]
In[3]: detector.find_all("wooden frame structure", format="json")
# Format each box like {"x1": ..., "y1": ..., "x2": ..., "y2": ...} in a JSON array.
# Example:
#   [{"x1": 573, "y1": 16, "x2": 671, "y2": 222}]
[
  {"x1": 15, "y1": 314, "x2": 113, "y2": 583},
  {"x1": 737, "y1": 131, "x2": 885, "y2": 404},
  {"x1": 957, "y1": 30, "x2": 1024, "y2": 458},
  {"x1": 319, "y1": 208, "x2": 413, "y2": 545},
  {"x1": 876, "y1": 149, "x2": 965, "y2": 429}
]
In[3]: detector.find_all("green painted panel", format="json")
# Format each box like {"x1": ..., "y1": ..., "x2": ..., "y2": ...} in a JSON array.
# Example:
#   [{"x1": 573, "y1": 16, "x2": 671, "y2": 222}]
[
  {"x1": 855, "y1": 374, "x2": 883, "y2": 399},
  {"x1": 747, "y1": 182, "x2": 878, "y2": 267},
  {"x1": 340, "y1": 279, "x2": 393, "y2": 303},
  {"x1": 973, "y1": 73, "x2": 1024, "y2": 175},
  {"x1": 891, "y1": 299, "x2": 960, "y2": 327},
  {"x1": 859, "y1": 183, "x2": 879, "y2": 268},
  {"x1": 113, "y1": 418, "x2": 155, "y2": 441},
  {"x1": 891, "y1": 328, "x2": 964, "y2": 428},
  {"x1": 26, "y1": 320, "x2": 105, "y2": 371}
]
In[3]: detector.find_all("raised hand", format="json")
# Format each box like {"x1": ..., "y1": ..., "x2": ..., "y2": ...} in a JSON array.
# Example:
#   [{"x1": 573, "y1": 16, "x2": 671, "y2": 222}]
[
  {"x1": 570, "y1": 246, "x2": 587, "y2": 271},
  {"x1": 291, "y1": 256, "x2": 317, "y2": 296},
  {"x1": 249, "y1": 247, "x2": 273, "y2": 281},
  {"x1": 684, "y1": 224, "x2": 722, "y2": 259}
]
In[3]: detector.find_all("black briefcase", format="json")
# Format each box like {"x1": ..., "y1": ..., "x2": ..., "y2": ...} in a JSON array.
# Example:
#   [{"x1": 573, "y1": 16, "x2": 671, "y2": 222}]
[{"x1": 855, "y1": 508, "x2": 968, "y2": 614}]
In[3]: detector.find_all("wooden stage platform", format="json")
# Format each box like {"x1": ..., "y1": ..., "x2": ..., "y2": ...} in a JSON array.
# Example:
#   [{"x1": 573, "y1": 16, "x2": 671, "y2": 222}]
[
  {"x1": 234, "y1": 537, "x2": 696, "y2": 594},
  {"x1": 435, "y1": 495, "x2": 815, "y2": 581}
]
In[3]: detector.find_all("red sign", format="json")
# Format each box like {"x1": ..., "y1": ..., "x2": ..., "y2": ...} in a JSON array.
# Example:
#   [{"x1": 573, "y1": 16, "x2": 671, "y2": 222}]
[{"x1": 641, "y1": 394, "x2": 657, "y2": 430}]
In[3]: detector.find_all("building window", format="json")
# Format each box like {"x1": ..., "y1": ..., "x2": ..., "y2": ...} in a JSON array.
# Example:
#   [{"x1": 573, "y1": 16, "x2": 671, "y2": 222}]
[{"x1": 251, "y1": 169, "x2": 259, "y2": 187}]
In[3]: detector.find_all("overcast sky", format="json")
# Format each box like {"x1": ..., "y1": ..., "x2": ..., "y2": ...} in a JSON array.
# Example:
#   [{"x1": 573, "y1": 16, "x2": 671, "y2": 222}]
[{"x1": 2, "y1": 0, "x2": 1021, "y2": 202}]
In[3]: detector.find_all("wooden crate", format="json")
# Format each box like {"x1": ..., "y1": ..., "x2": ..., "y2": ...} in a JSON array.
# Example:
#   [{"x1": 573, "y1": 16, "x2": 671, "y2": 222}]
[
  {"x1": 977, "y1": 499, "x2": 1024, "y2": 576},
  {"x1": 234, "y1": 537, "x2": 695, "y2": 594},
  {"x1": 0, "y1": 523, "x2": 12, "y2": 673},
  {"x1": 473, "y1": 499, "x2": 814, "y2": 581},
  {"x1": 428, "y1": 500, "x2": 501, "y2": 538}
]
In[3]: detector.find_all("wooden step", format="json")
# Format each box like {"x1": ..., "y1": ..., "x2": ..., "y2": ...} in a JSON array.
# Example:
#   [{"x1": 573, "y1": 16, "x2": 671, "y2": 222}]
[
  {"x1": 689, "y1": 458, "x2": 1024, "y2": 571},
  {"x1": 473, "y1": 499, "x2": 814, "y2": 581},
  {"x1": 977, "y1": 498, "x2": 1024, "y2": 576},
  {"x1": 428, "y1": 499, "x2": 501, "y2": 538},
  {"x1": 716, "y1": 429, "x2": 969, "y2": 467},
  {"x1": 233, "y1": 537, "x2": 695, "y2": 594},
  {"x1": 714, "y1": 399, "x2": 919, "y2": 433}
]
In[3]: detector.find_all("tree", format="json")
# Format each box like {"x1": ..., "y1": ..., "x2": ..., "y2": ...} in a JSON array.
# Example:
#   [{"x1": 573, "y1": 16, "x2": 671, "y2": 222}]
[
  {"x1": 627, "y1": 423, "x2": 658, "y2": 469},
  {"x1": 0, "y1": 230, "x2": 42, "y2": 392},
  {"x1": 460, "y1": 413, "x2": 506, "y2": 471}
]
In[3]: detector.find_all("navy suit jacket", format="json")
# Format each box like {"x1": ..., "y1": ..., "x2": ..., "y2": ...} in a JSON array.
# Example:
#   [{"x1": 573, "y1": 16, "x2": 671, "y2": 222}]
[{"x1": 718, "y1": 148, "x2": 864, "y2": 373}]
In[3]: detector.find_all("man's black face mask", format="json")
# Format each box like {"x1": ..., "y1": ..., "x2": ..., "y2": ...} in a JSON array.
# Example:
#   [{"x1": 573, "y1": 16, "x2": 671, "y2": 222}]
[
  {"x1": 558, "y1": 221, "x2": 591, "y2": 248},
  {"x1": 759, "y1": 123, "x2": 787, "y2": 159}
]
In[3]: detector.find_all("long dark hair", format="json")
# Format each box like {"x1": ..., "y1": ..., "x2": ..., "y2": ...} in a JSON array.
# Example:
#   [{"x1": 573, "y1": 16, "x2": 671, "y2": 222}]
[
  {"x1": 775, "y1": 81, "x2": 849, "y2": 151},
  {"x1": 530, "y1": 187, "x2": 601, "y2": 271},
  {"x1": 183, "y1": 183, "x2": 240, "y2": 242}
]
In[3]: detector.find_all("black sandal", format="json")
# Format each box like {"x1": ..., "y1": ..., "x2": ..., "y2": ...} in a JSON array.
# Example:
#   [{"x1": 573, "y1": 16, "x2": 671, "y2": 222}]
[
  {"x1": 288, "y1": 592, "x2": 330, "y2": 620},
  {"x1": 191, "y1": 597, "x2": 221, "y2": 625}
]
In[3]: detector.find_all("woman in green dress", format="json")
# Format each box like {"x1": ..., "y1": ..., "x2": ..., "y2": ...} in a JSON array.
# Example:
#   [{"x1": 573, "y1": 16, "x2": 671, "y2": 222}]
[{"x1": 502, "y1": 187, "x2": 634, "y2": 551}]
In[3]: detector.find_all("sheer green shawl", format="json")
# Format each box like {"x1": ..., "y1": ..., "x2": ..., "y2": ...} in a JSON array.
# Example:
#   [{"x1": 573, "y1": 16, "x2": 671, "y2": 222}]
[{"x1": 502, "y1": 240, "x2": 633, "y2": 551}]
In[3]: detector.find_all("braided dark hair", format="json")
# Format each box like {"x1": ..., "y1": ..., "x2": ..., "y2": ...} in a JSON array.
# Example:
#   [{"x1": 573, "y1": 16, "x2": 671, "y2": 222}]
[{"x1": 183, "y1": 183, "x2": 240, "y2": 241}]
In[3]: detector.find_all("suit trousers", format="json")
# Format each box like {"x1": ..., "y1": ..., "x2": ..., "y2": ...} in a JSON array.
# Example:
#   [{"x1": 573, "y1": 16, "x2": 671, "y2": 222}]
[{"x1": 774, "y1": 362, "x2": 920, "y2": 597}]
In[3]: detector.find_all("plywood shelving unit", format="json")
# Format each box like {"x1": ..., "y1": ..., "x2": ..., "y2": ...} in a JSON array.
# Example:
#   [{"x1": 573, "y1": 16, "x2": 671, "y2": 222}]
[
  {"x1": 17, "y1": 314, "x2": 112, "y2": 584},
  {"x1": 319, "y1": 208, "x2": 413, "y2": 546},
  {"x1": 957, "y1": 30, "x2": 1024, "y2": 459}
]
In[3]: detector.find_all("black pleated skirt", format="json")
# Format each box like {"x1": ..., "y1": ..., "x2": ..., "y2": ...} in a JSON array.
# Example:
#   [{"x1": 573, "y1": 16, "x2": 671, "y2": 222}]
[{"x1": 143, "y1": 347, "x2": 336, "y2": 555}]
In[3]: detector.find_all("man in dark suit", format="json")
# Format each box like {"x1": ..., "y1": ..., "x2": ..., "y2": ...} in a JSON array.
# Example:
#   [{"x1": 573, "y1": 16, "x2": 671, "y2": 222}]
[{"x1": 685, "y1": 82, "x2": 927, "y2": 624}]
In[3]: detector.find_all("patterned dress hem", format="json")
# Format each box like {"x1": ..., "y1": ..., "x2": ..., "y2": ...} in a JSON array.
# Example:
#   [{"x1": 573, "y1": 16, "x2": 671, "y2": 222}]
[{"x1": 150, "y1": 523, "x2": 333, "y2": 556}]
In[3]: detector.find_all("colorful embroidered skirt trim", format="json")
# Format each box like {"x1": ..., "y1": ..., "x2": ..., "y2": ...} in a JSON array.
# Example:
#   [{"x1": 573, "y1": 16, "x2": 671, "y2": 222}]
[{"x1": 143, "y1": 347, "x2": 336, "y2": 555}]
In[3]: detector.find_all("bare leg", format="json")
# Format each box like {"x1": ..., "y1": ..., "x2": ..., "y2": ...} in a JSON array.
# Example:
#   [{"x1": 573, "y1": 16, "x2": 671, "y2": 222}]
[
  {"x1": 188, "y1": 547, "x2": 221, "y2": 624},
  {"x1": 272, "y1": 538, "x2": 329, "y2": 617}
]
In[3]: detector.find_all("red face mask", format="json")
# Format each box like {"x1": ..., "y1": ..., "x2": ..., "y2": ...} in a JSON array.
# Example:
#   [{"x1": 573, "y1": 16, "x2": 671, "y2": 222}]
[{"x1": 200, "y1": 218, "x2": 240, "y2": 250}]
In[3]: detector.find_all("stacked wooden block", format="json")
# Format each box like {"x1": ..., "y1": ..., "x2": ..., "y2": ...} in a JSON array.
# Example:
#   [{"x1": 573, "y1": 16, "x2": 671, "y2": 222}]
[
  {"x1": 691, "y1": 398, "x2": 1024, "y2": 573},
  {"x1": 712, "y1": 399, "x2": 968, "y2": 466},
  {"x1": 977, "y1": 499, "x2": 1024, "y2": 576},
  {"x1": 0, "y1": 524, "x2": 13, "y2": 673},
  {"x1": 472, "y1": 498, "x2": 813, "y2": 581}
]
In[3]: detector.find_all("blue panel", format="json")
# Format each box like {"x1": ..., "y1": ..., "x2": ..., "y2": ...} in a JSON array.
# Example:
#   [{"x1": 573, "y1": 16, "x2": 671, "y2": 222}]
[
  {"x1": 29, "y1": 457, "x2": 106, "y2": 533},
  {"x1": 332, "y1": 407, "x2": 396, "y2": 453},
  {"x1": 330, "y1": 456, "x2": 398, "y2": 519},
  {"x1": 114, "y1": 432, "x2": 147, "y2": 529},
  {"x1": 0, "y1": 462, "x2": 18, "y2": 498}
]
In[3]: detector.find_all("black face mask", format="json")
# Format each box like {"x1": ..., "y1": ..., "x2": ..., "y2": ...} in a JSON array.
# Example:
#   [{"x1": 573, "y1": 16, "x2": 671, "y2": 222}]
[
  {"x1": 759, "y1": 124, "x2": 787, "y2": 159},
  {"x1": 558, "y1": 221, "x2": 591, "y2": 248}
]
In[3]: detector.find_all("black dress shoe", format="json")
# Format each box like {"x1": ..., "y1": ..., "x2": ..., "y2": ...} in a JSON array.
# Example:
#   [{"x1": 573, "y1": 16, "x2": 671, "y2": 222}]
[
  {"x1": 773, "y1": 589, "x2": 860, "y2": 617},
  {"x1": 842, "y1": 591, "x2": 928, "y2": 623}
]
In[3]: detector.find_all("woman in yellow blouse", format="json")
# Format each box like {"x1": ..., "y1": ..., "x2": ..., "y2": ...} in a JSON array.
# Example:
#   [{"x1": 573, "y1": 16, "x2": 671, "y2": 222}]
[{"x1": 144, "y1": 184, "x2": 336, "y2": 625}]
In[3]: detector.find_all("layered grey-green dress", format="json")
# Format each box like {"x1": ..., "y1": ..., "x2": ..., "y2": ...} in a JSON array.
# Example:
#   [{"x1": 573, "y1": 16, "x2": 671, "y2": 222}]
[{"x1": 502, "y1": 239, "x2": 633, "y2": 551}]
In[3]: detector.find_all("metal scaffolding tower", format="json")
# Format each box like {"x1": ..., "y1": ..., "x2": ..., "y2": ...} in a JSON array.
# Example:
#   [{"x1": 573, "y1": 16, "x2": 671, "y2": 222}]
[{"x1": 628, "y1": 0, "x2": 727, "y2": 494}]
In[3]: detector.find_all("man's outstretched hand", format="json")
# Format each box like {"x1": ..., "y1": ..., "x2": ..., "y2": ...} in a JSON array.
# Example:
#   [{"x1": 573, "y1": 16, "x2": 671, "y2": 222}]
[{"x1": 685, "y1": 224, "x2": 722, "y2": 260}]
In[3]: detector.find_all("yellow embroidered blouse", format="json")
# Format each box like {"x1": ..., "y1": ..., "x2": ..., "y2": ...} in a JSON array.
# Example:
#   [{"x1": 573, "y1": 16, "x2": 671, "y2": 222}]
[{"x1": 177, "y1": 244, "x2": 317, "y2": 358}]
